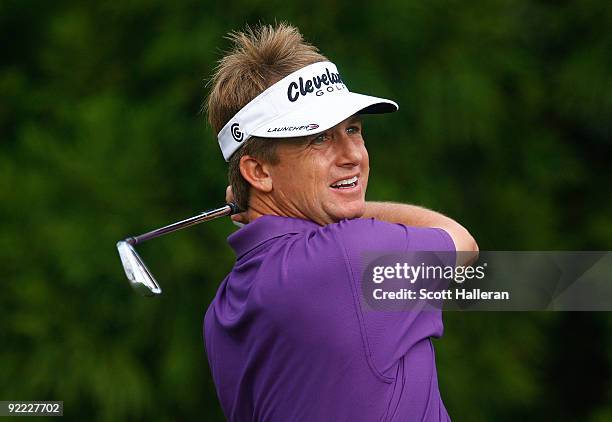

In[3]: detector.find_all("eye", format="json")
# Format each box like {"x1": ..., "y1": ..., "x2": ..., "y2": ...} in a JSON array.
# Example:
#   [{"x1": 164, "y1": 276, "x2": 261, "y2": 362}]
[
  {"x1": 310, "y1": 133, "x2": 330, "y2": 145},
  {"x1": 346, "y1": 125, "x2": 361, "y2": 135}
]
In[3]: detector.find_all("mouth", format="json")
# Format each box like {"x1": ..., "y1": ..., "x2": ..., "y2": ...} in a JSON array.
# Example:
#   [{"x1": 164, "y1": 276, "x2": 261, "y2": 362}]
[{"x1": 330, "y1": 175, "x2": 359, "y2": 190}]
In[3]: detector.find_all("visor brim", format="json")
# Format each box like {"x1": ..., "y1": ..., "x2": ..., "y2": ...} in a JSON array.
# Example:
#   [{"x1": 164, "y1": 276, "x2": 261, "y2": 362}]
[{"x1": 250, "y1": 92, "x2": 398, "y2": 139}]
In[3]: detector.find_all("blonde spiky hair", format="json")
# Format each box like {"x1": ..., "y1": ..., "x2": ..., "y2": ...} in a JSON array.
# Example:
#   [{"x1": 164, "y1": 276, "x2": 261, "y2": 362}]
[{"x1": 206, "y1": 22, "x2": 328, "y2": 134}]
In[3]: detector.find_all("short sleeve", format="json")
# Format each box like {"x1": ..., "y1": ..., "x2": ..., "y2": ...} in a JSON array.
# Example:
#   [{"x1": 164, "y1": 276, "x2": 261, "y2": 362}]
[{"x1": 333, "y1": 218, "x2": 456, "y2": 379}]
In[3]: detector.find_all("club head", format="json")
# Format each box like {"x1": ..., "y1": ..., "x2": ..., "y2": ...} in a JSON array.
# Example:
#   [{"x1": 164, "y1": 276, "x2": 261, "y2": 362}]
[{"x1": 116, "y1": 240, "x2": 162, "y2": 296}]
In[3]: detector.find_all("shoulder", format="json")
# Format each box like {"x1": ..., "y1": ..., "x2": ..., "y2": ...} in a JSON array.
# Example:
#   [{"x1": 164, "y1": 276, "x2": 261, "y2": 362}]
[{"x1": 322, "y1": 218, "x2": 455, "y2": 253}]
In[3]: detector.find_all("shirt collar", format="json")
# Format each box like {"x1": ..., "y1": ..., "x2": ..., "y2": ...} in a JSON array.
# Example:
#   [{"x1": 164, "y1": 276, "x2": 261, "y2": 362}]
[{"x1": 228, "y1": 215, "x2": 320, "y2": 258}]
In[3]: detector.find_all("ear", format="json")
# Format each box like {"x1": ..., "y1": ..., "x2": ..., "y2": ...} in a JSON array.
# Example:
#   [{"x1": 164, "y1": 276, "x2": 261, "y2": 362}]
[{"x1": 239, "y1": 155, "x2": 273, "y2": 193}]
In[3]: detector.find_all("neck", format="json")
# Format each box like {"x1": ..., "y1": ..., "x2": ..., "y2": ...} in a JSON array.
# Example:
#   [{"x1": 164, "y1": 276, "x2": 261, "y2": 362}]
[{"x1": 246, "y1": 191, "x2": 313, "y2": 224}]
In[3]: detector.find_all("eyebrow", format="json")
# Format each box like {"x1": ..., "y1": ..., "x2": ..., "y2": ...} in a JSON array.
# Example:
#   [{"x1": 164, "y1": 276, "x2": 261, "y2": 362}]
[{"x1": 348, "y1": 116, "x2": 362, "y2": 124}]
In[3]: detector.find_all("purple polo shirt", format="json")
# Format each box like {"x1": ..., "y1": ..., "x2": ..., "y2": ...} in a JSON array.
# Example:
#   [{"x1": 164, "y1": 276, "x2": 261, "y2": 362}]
[{"x1": 204, "y1": 215, "x2": 455, "y2": 421}]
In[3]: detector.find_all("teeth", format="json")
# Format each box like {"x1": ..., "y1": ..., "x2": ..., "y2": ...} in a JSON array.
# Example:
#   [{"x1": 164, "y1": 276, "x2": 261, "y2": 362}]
[{"x1": 331, "y1": 176, "x2": 358, "y2": 188}]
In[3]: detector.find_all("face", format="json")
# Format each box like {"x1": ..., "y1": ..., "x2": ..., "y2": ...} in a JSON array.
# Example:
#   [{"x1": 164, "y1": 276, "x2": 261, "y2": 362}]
[{"x1": 267, "y1": 116, "x2": 369, "y2": 225}]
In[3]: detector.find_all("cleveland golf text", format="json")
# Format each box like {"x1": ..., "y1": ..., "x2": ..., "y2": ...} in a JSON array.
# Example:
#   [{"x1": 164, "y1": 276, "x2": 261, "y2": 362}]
[{"x1": 287, "y1": 67, "x2": 345, "y2": 102}]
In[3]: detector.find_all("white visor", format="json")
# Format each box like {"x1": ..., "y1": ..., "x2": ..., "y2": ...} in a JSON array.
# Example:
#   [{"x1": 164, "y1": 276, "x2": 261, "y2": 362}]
[{"x1": 217, "y1": 61, "x2": 398, "y2": 161}]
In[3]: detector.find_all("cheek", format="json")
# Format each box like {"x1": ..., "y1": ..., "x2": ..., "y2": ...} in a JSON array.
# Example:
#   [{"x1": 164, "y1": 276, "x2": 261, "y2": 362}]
[
  {"x1": 362, "y1": 146, "x2": 370, "y2": 165},
  {"x1": 364, "y1": 150, "x2": 370, "y2": 178},
  {"x1": 289, "y1": 161, "x2": 320, "y2": 200},
  {"x1": 272, "y1": 166, "x2": 299, "y2": 197}
]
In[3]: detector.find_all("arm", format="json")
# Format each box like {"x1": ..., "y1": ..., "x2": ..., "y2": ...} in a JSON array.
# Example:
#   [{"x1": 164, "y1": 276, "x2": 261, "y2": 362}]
[{"x1": 362, "y1": 202, "x2": 479, "y2": 266}]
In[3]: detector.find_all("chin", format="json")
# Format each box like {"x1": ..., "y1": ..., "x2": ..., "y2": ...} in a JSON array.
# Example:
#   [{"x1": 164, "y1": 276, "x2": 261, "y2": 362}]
[{"x1": 331, "y1": 202, "x2": 366, "y2": 221}]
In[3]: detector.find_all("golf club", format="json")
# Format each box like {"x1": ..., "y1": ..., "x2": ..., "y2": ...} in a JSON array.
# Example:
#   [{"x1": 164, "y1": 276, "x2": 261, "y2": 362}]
[{"x1": 117, "y1": 203, "x2": 240, "y2": 296}]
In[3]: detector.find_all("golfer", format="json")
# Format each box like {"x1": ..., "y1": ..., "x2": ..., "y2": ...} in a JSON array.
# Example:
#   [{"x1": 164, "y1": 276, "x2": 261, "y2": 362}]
[{"x1": 204, "y1": 23, "x2": 477, "y2": 421}]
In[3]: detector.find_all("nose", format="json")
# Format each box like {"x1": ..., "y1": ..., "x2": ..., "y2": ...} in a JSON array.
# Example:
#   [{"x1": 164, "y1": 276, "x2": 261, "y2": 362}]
[{"x1": 335, "y1": 131, "x2": 364, "y2": 167}]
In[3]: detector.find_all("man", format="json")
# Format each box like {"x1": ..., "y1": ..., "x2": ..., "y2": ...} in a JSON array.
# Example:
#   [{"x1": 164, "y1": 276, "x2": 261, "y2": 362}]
[{"x1": 204, "y1": 23, "x2": 477, "y2": 421}]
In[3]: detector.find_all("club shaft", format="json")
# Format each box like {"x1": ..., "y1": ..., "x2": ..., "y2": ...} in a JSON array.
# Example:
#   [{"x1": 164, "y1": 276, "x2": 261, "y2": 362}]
[{"x1": 126, "y1": 203, "x2": 238, "y2": 245}]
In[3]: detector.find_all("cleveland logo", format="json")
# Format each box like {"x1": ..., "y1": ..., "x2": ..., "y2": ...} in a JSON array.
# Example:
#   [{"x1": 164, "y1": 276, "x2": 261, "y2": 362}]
[
  {"x1": 287, "y1": 68, "x2": 345, "y2": 102},
  {"x1": 231, "y1": 123, "x2": 244, "y2": 142},
  {"x1": 267, "y1": 124, "x2": 319, "y2": 133}
]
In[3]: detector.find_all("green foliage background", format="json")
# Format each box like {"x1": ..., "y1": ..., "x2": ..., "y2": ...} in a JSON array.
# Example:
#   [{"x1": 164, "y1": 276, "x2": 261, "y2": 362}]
[{"x1": 1, "y1": 0, "x2": 611, "y2": 420}]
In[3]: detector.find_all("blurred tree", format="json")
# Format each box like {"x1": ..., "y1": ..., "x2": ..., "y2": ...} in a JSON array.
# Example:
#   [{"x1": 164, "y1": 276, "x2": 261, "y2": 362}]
[{"x1": 1, "y1": 0, "x2": 610, "y2": 420}]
